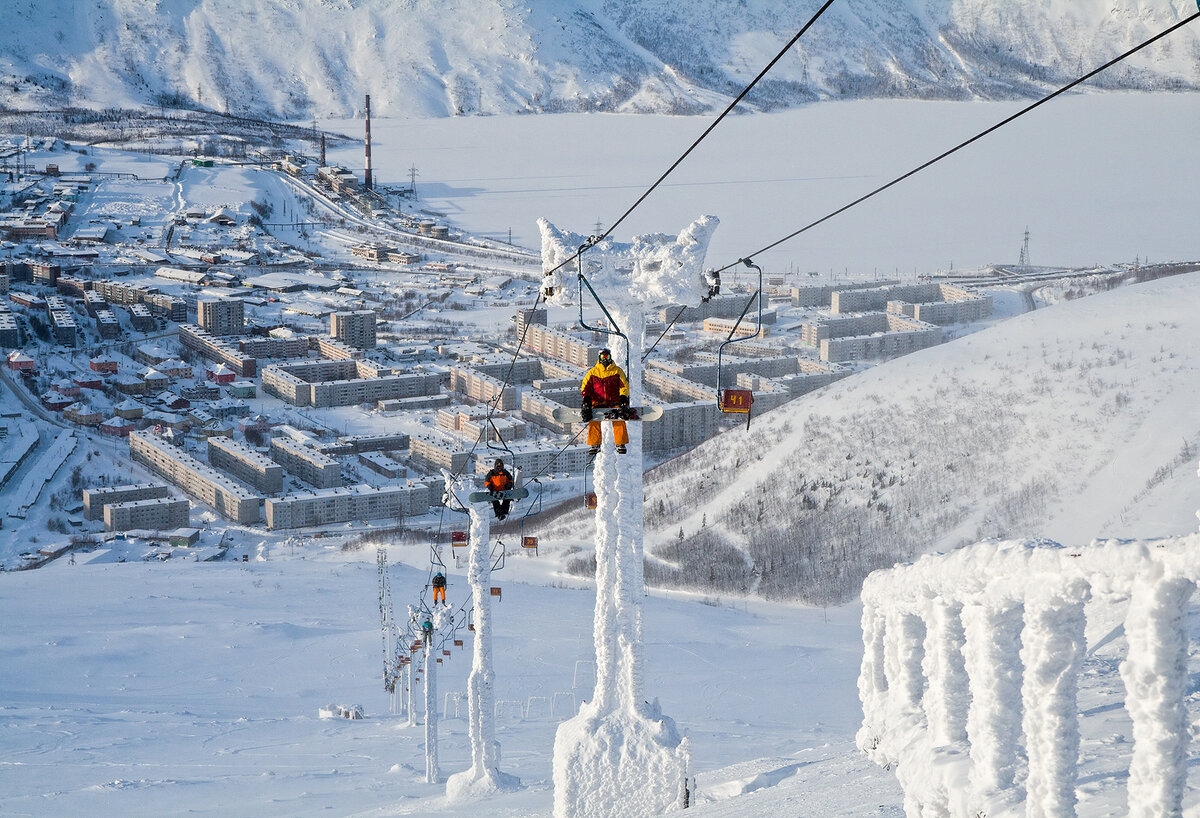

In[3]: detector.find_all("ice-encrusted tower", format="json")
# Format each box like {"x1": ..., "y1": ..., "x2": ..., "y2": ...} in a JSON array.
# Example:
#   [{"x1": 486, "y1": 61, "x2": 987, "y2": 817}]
[{"x1": 539, "y1": 215, "x2": 718, "y2": 818}]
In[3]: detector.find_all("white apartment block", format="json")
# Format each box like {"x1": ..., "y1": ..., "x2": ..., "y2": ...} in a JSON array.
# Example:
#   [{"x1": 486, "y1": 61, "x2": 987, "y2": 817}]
[
  {"x1": 104, "y1": 497, "x2": 190, "y2": 533},
  {"x1": 641, "y1": 401, "x2": 721, "y2": 452},
  {"x1": 178, "y1": 324, "x2": 257, "y2": 377},
  {"x1": 316, "y1": 337, "x2": 361, "y2": 360},
  {"x1": 207, "y1": 437, "x2": 284, "y2": 495},
  {"x1": 330, "y1": 310, "x2": 378, "y2": 349},
  {"x1": 265, "y1": 483, "x2": 431, "y2": 529},
  {"x1": 518, "y1": 323, "x2": 604, "y2": 369},
  {"x1": 83, "y1": 482, "x2": 171, "y2": 521},
  {"x1": 128, "y1": 431, "x2": 261, "y2": 524},
  {"x1": 197, "y1": 297, "x2": 244, "y2": 335},
  {"x1": 520, "y1": 389, "x2": 580, "y2": 435},
  {"x1": 473, "y1": 442, "x2": 593, "y2": 477},
  {"x1": 790, "y1": 279, "x2": 901, "y2": 308},
  {"x1": 702, "y1": 316, "x2": 771, "y2": 338},
  {"x1": 831, "y1": 283, "x2": 991, "y2": 324},
  {"x1": 269, "y1": 436, "x2": 342, "y2": 489},
  {"x1": 813, "y1": 314, "x2": 940, "y2": 362},
  {"x1": 409, "y1": 434, "x2": 470, "y2": 474},
  {"x1": 449, "y1": 366, "x2": 518, "y2": 410},
  {"x1": 261, "y1": 358, "x2": 442, "y2": 408}
]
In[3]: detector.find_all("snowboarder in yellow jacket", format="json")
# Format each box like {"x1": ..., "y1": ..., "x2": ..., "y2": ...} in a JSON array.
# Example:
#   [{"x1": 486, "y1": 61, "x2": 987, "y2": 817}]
[{"x1": 580, "y1": 348, "x2": 630, "y2": 457}]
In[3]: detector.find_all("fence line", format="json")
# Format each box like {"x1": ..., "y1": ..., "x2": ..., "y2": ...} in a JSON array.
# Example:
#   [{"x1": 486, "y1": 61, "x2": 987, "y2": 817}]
[{"x1": 858, "y1": 535, "x2": 1198, "y2": 817}]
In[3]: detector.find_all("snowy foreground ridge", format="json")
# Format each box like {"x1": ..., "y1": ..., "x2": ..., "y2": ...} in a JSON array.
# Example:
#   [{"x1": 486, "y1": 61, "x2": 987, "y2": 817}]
[{"x1": 859, "y1": 533, "x2": 1199, "y2": 818}]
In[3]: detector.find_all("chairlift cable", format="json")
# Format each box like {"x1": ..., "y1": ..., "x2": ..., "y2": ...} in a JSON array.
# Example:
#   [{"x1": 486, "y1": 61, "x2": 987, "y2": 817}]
[
  {"x1": 713, "y1": 10, "x2": 1200, "y2": 275},
  {"x1": 539, "y1": 0, "x2": 839, "y2": 284},
  {"x1": 642, "y1": 304, "x2": 688, "y2": 362}
]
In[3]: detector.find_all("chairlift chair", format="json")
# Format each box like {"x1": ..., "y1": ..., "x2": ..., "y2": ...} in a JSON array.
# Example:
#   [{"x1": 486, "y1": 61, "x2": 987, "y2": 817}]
[{"x1": 715, "y1": 258, "x2": 764, "y2": 430}]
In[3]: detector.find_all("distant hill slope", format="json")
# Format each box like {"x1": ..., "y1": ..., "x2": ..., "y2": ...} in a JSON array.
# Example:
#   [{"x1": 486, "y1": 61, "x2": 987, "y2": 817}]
[
  {"x1": 637, "y1": 272, "x2": 1200, "y2": 604},
  {"x1": 1, "y1": 0, "x2": 1197, "y2": 118}
]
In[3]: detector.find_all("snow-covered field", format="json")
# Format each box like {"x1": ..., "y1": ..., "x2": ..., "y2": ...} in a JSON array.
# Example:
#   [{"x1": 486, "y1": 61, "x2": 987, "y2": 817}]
[{"x1": 0, "y1": 551, "x2": 904, "y2": 817}]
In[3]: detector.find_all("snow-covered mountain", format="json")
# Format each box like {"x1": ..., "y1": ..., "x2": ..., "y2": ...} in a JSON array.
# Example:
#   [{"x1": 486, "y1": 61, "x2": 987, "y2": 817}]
[{"x1": 1, "y1": 0, "x2": 1197, "y2": 119}]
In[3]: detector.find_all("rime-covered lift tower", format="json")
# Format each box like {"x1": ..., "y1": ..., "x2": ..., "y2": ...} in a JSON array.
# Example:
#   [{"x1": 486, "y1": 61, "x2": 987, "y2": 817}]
[
  {"x1": 445, "y1": 475, "x2": 518, "y2": 800},
  {"x1": 539, "y1": 215, "x2": 718, "y2": 818}
]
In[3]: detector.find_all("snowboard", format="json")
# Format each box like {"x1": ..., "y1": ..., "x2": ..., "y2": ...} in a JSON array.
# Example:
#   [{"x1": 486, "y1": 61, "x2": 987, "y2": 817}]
[
  {"x1": 467, "y1": 487, "x2": 530, "y2": 503},
  {"x1": 551, "y1": 405, "x2": 663, "y2": 424}
]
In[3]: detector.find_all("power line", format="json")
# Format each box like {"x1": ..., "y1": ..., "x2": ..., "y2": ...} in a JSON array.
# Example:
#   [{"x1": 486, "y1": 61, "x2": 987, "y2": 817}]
[{"x1": 713, "y1": 10, "x2": 1200, "y2": 274}]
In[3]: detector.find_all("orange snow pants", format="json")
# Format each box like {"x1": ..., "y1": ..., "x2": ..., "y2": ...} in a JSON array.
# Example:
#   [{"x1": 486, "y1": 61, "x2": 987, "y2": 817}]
[
  {"x1": 433, "y1": 586, "x2": 445, "y2": 604},
  {"x1": 587, "y1": 419, "x2": 628, "y2": 447}
]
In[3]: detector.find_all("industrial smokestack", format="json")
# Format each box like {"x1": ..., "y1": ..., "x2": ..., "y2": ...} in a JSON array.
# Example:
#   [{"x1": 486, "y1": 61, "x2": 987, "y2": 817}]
[
  {"x1": 320, "y1": 132, "x2": 326, "y2": 167},
  {"x1": 363, "y1": 94, "x2": 373, "y2": 191}
]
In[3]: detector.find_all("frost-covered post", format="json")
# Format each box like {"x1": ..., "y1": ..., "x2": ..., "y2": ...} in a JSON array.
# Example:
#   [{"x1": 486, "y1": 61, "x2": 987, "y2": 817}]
[
  {"x1": 856, "y1": 597, "x2": 889, "y2": 760},
  {"x1": 421, "y1": 604, "x2": 451, "y2": 784},
  {"x1": 962, "y1": 593, "x2": 1025, "y2": 814},
  {"x1": 446, "y1": 476, "x2": 518, "y2": 800},
  {"x1": 540, "y1": 216, "x2": 718, "y2": 818},
  {"x1": 921, "y1": 598, "x2": 968, "y2": 747},
  {"x1": 1119, "y1": 562, "x2": 1196, "y2": 818},
  {"x1": 405, "y1": 653, "x2": 417, "y2": 728},
  {"x1": 1020, "y1": 579, "x2": 1088, "y2": 818}
]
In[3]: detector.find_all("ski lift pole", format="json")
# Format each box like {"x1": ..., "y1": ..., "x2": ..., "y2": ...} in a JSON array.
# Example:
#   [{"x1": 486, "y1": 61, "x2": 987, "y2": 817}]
[
  {"x1": 576, "y1": 244, "x2": 631, "y2": 366},
  {"x1": 716, "y1": 258, "x2": 763, "y2": 430}
]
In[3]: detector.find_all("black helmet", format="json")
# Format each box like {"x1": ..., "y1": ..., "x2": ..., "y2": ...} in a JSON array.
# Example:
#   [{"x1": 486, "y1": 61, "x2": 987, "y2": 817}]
[
  {"x1": 598, "y1": 348, "x2": 612, "y2": 360},
  {"x1": 494, "y1": 458, "x2": 503, "y2": 468}
]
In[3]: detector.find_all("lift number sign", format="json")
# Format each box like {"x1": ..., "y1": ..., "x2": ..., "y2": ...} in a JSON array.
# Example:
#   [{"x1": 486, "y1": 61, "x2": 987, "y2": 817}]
[
  {"x1": 451, "y1": 531, "x2": 467, "y2": 544},
  {"x1": 721, "y1": 389, "x2": 753, "y2": 414}
]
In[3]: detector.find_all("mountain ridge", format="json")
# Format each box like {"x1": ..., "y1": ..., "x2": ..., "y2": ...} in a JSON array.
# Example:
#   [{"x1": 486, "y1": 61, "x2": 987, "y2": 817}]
[{"x1": 1, "y1": 0, "x2": 1197, "y2": 119}]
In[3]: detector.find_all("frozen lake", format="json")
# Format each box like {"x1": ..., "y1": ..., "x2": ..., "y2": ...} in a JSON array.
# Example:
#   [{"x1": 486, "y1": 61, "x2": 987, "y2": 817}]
[{"x1": 324, "y1": 92, "x2": 1200, "y2": 278}]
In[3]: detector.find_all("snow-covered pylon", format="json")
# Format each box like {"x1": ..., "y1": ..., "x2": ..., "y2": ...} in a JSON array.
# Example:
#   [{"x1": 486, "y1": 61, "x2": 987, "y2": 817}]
[
  {"x1": 445, "y1": 475, "x2": 519, "y2": 801},
  {"x1": 541, "y1": 217, "x2": 718, "y2": 818}
]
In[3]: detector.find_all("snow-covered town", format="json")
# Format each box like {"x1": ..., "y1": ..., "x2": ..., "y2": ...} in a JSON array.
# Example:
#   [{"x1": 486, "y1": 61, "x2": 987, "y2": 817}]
[{"x1": 2, "y1": 3, "x2": 1199, "y2": 818}]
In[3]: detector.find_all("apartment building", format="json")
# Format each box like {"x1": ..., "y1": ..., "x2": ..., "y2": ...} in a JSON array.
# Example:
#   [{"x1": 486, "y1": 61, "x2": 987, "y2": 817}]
[
  {"x1": 197, "y1": 297, "x2": 244, "y2": 336},
  {"x1": 261, "y1": 358, "x2": 442, "y2": 408},
  {"x1": 83, "y1": 482, "x2": 171, "y2": 521},
  {"x1": 265, "y1": 483, "x2": 431, "y2": 530},
  {"x1": 178, "y1": 324, "x2": 257, "y2": 377},
  {"x1": 808, "y1": 313, "x2": 940, "y2": 362},
  {"x1": 269, "y1": 436, "x2": 341, "y2": 489},
  {"x1": 329, "y1": 310, "x2": 378, "y2": 350},
  {"x1": 409, "y1": 434, "x2": 470, "y2": 474},
  {"x1": 103, "y1": 497, "x2": 190, "y2": 533},
  {"x1": 518, "y1": 322, "x2": 603, "y2": 369},
  {"x1": 449, "y1": 366, "x2": 518, "y2": 410},
  {"x1": 207, "y1": 437, "x2": 284, "y2": 495},
  {"x1": 831, "y1": 283, "x2": 991, "y2": 324},
  {"x1": 128, "y1": 431, "x2": 261, "y2": 524}
]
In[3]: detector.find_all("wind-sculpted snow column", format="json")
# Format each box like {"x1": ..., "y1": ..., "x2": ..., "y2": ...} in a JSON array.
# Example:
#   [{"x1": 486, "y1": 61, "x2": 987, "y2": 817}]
[
  {"x1": 922, "y1": 598, "x2": 968, "y2": 747},
  {"x1": 860, "y1": 536, "x2": 1200, "y2": 818},
  {"x1": 962, "y1": 593, "x2": 1025, "y2": 813},
  {"x1": 447, "y1": 483, "x2": 518, "y2": 800},
  {"x1": 1119, "y1": 560, "x2": 1196, "y2": 818},
  {"x1": 1020, "y1": 579, "x2": 1088, "y2": 818},
  {"x1": 541, "y1": 216, "x2": 717, "y2": 818}
]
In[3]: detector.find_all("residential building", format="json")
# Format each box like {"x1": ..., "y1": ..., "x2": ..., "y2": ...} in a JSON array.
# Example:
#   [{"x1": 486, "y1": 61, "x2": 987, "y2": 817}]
[
  {"x1": 104, "y1": 497, "x2": 190, "y2": 533},
  {"x1": 207, "y1": 437, "x2": 283, "y2": 495},
  {"x1": 128, "y1": 431, "x2": 261, "y2": 524},
  {"x1": 83, "y1": 482, "x2": 171, "y2": 521}
]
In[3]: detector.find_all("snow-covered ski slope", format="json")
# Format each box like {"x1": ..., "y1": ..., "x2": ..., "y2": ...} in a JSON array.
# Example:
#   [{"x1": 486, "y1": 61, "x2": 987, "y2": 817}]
[
  {"x1": 639, "y1": 271, "x2": 1200, "y2": 604},
  {"x1": 1, "y1": 0, "x2": 1198, "y2": 117}
]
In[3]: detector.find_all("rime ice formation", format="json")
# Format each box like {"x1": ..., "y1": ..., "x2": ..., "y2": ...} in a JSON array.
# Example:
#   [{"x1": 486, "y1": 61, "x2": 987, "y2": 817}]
[
  {"x1": 412, "y1": 601, "x2": 453, "y2": 784},
  {"x1": 445, "y1": 476, "x2": 518, "y2": 801},
  {"x1": 860, "y1": 537, "x2": 1199, "y2": 818},
  {"x1": 541, "y1": 217, "x2": 716, "y2": 818}
]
